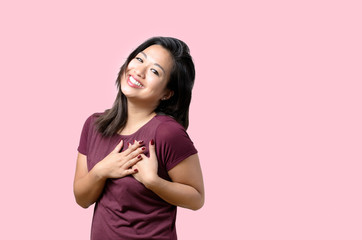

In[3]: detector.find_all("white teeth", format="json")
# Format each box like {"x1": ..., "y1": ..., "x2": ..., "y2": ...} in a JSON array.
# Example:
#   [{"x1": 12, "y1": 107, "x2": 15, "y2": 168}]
[{"x1": 130, "y1": 76, "x2": 143, "y2": 87}]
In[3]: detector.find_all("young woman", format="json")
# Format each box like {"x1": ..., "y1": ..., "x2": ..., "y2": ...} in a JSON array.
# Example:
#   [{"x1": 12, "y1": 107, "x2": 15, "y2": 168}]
[{"x1": 74, "y1": 37, "x2": 204, "y2": 240}]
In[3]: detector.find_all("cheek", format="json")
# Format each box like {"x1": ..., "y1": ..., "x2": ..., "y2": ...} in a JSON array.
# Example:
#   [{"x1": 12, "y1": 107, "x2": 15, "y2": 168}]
[
  {"x1": 119, "y1": 70, "x2": 126, "y2": 82},
  {"x1": 155, "y1": 84, "x2": 170, "y2": 98},
  {"x1": 127, "y1": 61, "x2": 136, "y2": 69},
  {"x1": 148, "y1": 75, "x2": 168, "y2": 91},
  {"x1": 119, "y1": 73, "x2": 129, "y2": 91},
  {"x1": 127, "y1": 59, "x2": 141, "y2": 70}
]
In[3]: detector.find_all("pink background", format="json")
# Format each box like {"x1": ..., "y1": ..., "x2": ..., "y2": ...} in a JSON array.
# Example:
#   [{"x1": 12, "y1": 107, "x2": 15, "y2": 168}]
[{"x1": 1, "y1": 0, "x2": 361, "y2": 239}]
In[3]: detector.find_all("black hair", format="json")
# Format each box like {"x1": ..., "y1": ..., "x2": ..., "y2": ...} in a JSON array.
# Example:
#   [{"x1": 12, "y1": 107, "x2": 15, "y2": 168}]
[{"x1": 95, "y1": 36, "x2": 196, "y2": 136}]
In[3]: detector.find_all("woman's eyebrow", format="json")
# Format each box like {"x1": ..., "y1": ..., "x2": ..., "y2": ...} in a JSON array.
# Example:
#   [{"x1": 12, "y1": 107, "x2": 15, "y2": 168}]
[{"x1": 140, "y1": 51, "x2": 166, "y2": 74}]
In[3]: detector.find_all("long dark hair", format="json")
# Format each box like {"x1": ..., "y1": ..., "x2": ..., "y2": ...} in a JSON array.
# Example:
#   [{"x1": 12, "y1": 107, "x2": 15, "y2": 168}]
[{"x1": 95, "y1": 36, "x2": 196, "y2": 137}]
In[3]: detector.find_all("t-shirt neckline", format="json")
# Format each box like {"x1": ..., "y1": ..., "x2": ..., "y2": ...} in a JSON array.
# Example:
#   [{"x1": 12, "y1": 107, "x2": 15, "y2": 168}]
[{"x1": 116, "y1": 114, "x2": 158, "y2": 138}]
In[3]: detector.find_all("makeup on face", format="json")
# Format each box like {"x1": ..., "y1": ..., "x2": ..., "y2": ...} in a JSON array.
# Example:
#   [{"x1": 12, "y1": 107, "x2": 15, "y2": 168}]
[{"x1": 127, "y1": 75, "x2": 144, "y2": 89}]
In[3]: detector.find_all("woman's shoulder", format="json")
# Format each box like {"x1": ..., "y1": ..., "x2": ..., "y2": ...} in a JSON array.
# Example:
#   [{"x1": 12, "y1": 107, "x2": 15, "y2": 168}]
[
  {"x1": 85, "y1": 112, "x2": 103, "y2": 121},
  {"x1": 154, "y1": 114, "x2": 190, "y2": 141},
  {"x1": 154, "y1": 114, "x2": 185, "y2": 131},
  {"x1": 82, "y1": 112, "x2": 104, "y2": 129}
]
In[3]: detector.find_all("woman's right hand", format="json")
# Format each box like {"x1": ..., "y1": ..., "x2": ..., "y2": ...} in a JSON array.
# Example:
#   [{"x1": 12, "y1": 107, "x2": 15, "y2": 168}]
[{"x1": 94, "y1": 140, "x2": 145, "y2": 179}]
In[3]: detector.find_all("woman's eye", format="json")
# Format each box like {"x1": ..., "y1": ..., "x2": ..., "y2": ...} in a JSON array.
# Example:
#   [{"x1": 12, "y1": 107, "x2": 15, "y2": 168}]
[
  {"x1": 136, "y1": 57, "x2": 143, "y2": 63},
  {"x1": 151, "y1": 69, "x2": 159, "y2": 76}
]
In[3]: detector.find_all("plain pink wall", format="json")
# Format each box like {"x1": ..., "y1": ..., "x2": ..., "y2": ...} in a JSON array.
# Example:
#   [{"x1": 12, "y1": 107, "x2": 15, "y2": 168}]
[{"x1": 1, "y1": 0, "x2": 361, "y2": 239}]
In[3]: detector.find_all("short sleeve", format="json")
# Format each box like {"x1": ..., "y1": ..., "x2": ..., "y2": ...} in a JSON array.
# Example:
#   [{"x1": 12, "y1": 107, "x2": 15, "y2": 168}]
[
  {"x1": 155, "y1": 121, "x2": 198, "y2": 171},
  {"x1": 77, "y1": 115, "x2": 93, "y2": 155}
]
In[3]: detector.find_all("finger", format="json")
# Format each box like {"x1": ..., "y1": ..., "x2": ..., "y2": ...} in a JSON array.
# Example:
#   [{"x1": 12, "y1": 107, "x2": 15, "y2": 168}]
[
  {"x1": 112, "y1": 140, "x2": 124, "y2": 153},
  {"x1": 126, "y1": 146, "x2": 146, "y2": 161},
  {"x1": 123, "y1": 168, "x2": 138, "y2": 176},
  {"x1": 124, "y1": 154, "x2": 143, "y2": 169},
  {"x1": 124, "y1": 141, "x2": 145, "y2": 156},
  {"x1": 149, "y1": 139, "x2": 156, "y2": 158}
]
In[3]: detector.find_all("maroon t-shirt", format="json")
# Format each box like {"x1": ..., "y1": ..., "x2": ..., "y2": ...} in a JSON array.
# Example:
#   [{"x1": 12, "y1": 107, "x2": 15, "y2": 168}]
[{"x1": 78, "y1": 113, "x2": 198, "y2": 240}]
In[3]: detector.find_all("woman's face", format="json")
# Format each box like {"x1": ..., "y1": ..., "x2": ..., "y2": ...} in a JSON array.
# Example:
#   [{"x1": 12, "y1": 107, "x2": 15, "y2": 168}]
[{"x1": 121, "y1": 44, "x2": 174, "y2": 106}]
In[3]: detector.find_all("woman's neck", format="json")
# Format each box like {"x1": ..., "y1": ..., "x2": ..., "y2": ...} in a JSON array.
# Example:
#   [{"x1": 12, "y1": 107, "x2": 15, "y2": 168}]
[{"x1": 119, "y1": 101, "x2": 157, "y2": 135}]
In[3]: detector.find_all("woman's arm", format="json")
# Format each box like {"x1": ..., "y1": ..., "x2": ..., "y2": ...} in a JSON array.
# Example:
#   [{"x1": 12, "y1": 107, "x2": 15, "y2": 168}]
[
  {"x1": 132, "y1": 141, "x2": 205, "y2": 210},
  {"x1": 73, "y1": 153, "x2": 107, "y2": 208},
  {"x1": 148, "y1": 154, "x2": 204, "y2": 210},
  {"x1": 73, "y1": 140, "x2": 145, "y2": 208}
]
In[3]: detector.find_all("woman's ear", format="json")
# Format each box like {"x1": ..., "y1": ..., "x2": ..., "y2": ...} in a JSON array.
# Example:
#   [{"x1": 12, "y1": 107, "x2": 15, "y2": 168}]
[{"x1": 161, "y1": 90, "x2": 174, "y2": 100}]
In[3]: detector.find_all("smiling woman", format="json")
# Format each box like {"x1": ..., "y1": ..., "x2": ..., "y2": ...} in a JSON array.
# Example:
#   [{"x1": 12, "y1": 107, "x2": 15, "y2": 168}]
[
  {"x1": 121, "y1": 45, "x2": 174, "y2": 105},
  {"x1": 73, "y1": 37, "x2": 204, "y2": 240}
]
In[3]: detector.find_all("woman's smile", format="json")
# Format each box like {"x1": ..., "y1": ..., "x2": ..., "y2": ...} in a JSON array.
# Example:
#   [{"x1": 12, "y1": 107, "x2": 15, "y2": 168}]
[{"x1": 127, "y1": 75, "x2": 144, "y2": 88}]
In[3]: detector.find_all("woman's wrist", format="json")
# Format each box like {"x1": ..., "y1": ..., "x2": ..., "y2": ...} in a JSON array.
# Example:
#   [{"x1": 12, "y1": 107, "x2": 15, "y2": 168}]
[
  {"x1": 144, "y1": 175, "x2": 162, "y2": 190},
  {"x1": 91, "y1": 163, "x2": 107, "y2": 181}
]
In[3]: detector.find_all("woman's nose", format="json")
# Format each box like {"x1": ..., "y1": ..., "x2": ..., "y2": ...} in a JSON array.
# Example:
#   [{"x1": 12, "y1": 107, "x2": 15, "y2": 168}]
[{"x1": 134, "y1": 65, "x2": 146, "y2": 78}]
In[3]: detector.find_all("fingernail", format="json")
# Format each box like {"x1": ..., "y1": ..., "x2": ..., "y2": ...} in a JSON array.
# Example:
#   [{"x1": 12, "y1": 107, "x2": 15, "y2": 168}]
[
  {"x1": 139, "y1": 140, "x2": 144, "y2": 144},
  {"x1": 137, "y1": 155, "x2": 141, "y2": 159},
  {"x1": 134, "y1": 169, "x2": 138, "y2": 173},
  {"x1": 151, "y1": 139, "x2": 154, "y2": 145},
  {"x1": 141, "y1": 147, "x2": 146, "y2": 151}
]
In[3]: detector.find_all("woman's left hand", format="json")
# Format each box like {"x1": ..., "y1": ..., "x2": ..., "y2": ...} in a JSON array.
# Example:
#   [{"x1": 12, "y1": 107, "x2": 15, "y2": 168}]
[{"x1": 132, "y1": 140, "x2": 159, "y2": 187}]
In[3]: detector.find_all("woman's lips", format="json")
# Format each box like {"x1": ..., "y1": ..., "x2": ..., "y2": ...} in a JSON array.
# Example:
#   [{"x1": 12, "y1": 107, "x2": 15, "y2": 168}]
[{"x1": 127, "y1": 75, "x2": 144, "y2": 88}]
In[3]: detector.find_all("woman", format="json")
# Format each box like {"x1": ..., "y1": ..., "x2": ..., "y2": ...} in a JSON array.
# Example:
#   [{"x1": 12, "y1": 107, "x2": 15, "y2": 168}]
[{"x1": 74, "y1": 36, "x2": 204, "y2": 240}]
